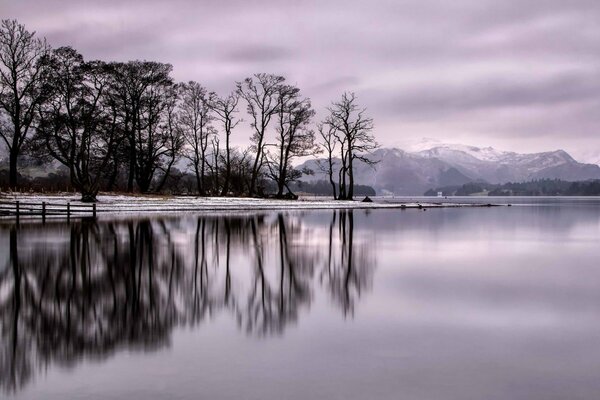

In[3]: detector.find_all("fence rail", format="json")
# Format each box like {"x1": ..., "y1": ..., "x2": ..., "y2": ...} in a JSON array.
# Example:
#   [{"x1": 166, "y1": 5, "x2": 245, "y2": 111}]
[{"x1": 0, "y1": 200, "x2": 96, "y2": 221}]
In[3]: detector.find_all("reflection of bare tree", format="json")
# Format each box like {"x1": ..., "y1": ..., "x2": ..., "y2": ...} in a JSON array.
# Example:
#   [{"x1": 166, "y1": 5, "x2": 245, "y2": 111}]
[
  {"x1": 0, "y1": 211, "x2": 375, "y2": 393},
  {"x1": 0, "y1": 228, "x2": 31, "y2": 392},
  {"x1": 242, "y1": 214, "x2": 316, "y2": 335},
  {"x1": 320, "y1": 210, "x2": 375, "y2": 316}
]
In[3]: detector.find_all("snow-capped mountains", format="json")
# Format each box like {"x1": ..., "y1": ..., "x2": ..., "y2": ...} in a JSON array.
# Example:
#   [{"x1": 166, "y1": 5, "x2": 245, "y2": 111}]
[{"x1": 299, "y1": 143, "x2": 600, "y2": 195}]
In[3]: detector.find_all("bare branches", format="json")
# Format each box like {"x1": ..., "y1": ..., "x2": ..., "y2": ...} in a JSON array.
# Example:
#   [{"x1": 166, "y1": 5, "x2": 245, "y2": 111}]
[
  {"x1": 179, "y1": 81, "x2": 214, "y2": 195},
  {"x1": 236, "y1": 73, "x2": 285, "y2": 196},
  {"x1": 266, "y1": 84, "x2": 318, "y2": 197},
  {"x1": 0, "y1": 19, "x2": 50, "y2": 187},
  {"x1": 210, "y1": 90, "x2": 240, "y2": 195},
  {"x1": 34, "y1": 47, "x2": 122, "y2": 201},
  {"x1": 320, "y1": 92, "x2": 378, "y2": 200}
]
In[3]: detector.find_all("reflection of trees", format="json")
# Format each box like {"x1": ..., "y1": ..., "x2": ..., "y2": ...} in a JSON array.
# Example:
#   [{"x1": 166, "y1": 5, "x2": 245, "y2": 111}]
[
  {"x1": 0, "y1": 210, "x2": 375, "y2": 393},
  {"x1": 320, "y1": 210, "x2": 375, "y2": 316},
  {"x1": 242, "y1": 214, "x2": 315, "y2": 335},
  {"x1": 0, "y1": 219, "x2": 185, "y2": 392}
]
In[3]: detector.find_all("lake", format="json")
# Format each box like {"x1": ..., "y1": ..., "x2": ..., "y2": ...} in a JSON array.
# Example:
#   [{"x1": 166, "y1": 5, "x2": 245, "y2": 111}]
[{"x1": 2, "y1": 198, "x2": 600, "y2": 399}]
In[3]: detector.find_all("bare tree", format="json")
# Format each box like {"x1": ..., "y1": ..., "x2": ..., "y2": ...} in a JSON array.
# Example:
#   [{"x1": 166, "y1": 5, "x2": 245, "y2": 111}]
[
  {"x1": 35, "y1": 47, "x2": 121, "y2": 202},
  {"x1": 267, "y1": 84, "x2": 318, "y2": 198},
  {"x1": 134, "y1": 73, "x2": 175, "y2": 193},
  {"x1": 179, "y1": 81, "x2": 214, "y2": 195},
  {"x1": 0, "y1": 20, "x2": 50, "y2": 188},
  {"x1": 237, "y1": 73, "x2": 284, "y2": 196},
  {"x1": 109, "y1": 61, "x2": 173, "y2": 192},
  {"x1": 326, "y1": 92, "x2": 377, "y2": 200},
  {"x1": 155, "y1": 86, "x2": 184, "y2": 193},
  {"x1": 210, "y1": 91, "x2": 240, "y2": 196}
]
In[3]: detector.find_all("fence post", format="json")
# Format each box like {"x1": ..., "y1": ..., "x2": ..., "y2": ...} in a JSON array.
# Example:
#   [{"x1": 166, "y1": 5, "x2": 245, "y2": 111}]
[
  {"x1": 92, "y1": 203, "x2": 97, "y2": 219},
  {"x1": 16, "y1": 201, "x2": 20, "y2": 223},
  {"x1": 67, "y1": 202, "x2": 71, "y2": 221},
  {"x1": 42, "y1": 201, "x2": 46, "y2": 223}
]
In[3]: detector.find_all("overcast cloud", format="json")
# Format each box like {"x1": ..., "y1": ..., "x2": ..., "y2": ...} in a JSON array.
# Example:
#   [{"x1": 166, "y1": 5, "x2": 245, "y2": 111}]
[{"x1": 3, "y1": 0, "x2": 600, "y2": 162}]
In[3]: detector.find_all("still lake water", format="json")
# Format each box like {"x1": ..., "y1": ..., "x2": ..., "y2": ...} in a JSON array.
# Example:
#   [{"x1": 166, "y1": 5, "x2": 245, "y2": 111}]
[{"x1": 1, "y1": 198, "x2": 600, "y2": 399}]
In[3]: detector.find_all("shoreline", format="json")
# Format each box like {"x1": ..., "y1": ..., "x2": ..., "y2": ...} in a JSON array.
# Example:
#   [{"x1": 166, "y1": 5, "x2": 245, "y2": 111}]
[{"x1": 0, "y1": 192, "x2": 500, "y2": 220}]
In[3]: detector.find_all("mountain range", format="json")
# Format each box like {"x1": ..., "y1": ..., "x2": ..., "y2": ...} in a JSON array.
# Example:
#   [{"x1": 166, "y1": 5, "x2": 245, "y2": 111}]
[{"x1": 298, "y1": 143, "x2": 600, "y2": 195}]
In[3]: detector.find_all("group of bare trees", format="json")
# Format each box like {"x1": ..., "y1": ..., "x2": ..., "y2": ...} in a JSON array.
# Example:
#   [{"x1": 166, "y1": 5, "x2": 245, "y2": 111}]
[
  {"x1": 0, "y1": 20, "x2": 377, "y2": 201},
  {"x1": 318, "y1": 93, "x2": 377, "y2": 200}
]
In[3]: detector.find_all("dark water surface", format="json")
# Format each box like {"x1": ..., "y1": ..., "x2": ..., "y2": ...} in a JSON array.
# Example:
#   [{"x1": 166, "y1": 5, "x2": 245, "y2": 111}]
[{"x1": 2, "y1": 199, "x2": 600, "y2": 399}]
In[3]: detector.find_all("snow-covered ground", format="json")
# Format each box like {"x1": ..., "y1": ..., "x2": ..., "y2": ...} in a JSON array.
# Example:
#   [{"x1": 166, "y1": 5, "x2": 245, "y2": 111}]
[{"x1": 0, "y1": 192, "x2": 481, "y2": 219}]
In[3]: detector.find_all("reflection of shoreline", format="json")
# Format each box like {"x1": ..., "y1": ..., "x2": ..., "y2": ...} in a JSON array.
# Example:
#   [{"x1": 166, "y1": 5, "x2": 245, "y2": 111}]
[{"x1": 0, "y1": 211, "x2": 376, "y2": 393}]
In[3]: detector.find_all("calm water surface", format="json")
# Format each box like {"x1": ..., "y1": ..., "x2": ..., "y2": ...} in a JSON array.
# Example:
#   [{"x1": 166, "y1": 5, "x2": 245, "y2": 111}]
[{"x1": 1, "y1": 198, "x2": 600, "y2": 399}]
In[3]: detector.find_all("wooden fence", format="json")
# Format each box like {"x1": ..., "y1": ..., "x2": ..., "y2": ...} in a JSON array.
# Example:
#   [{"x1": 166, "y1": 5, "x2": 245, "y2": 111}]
[{"x1": 0, "y1": 201, "x2": 96, "y2": 221}]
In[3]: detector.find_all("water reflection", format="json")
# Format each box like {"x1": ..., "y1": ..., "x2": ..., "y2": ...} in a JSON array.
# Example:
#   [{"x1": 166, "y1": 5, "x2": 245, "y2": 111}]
[{"x1": 0, "y1": 211, "x2": 375, "y2": 393}]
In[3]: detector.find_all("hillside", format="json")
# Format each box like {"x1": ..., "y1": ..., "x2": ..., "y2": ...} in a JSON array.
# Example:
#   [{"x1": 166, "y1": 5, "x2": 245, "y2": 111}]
[{"x1": 298, "y1": 143, "x2": 600, "y2": 195}]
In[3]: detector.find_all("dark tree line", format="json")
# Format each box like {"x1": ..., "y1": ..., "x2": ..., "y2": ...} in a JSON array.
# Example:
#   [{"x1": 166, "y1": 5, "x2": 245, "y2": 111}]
[
  {"x1": 425, "y1": 178, "x2": 600, "y2": 197},
  {"x1": 0, "y1": 20, "x2": 378, "y2": 201}
]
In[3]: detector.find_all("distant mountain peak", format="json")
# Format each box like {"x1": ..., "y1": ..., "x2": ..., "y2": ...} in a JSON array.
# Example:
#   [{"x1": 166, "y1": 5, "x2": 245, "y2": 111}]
[{"x1": 298, "y1": 141, "x2": 600, "y2": 195}]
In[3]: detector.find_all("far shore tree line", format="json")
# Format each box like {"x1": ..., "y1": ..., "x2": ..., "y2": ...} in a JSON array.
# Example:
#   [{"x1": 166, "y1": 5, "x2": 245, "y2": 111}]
[
  {"x1": 0, "y1": 19, "x2": 378, "y2": 202},
  {"x1": 425, "y1": 178, "x2": 600, "y2": 197}
]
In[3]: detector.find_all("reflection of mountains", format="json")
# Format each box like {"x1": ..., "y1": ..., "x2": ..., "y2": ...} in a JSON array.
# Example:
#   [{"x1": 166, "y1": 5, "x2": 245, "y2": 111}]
[{"x1": 0, "y1": 211, "x2": 375, "y2": 393}]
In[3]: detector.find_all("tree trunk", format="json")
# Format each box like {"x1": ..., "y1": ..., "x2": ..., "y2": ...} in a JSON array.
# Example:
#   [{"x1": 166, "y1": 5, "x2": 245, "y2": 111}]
[
  {"x1": 127, "y1": 142, "x2": 136, "y2": 192},
  {"x1": 276, "y1": 168, "x2": 286, "y2": 197},
  {"x1": 249, "y1": 139, "x2": 263, "y2": 196},
  {"x1": 347, "y1": 154, "x2": 354, "y2": 200},
  {"x1": 194, "y1": 163, "x2": 203, "y2": 195},
  {"x1": 106, "y1": 161, "x2": 119, "y2": 191},
  {"x1": 81, "y1": 189, "x2": 97, "y2": 203},
  {"x1": 338, "y1": 167, "x2": 346, "y2": 200},
  {"x1": 200, "y1": 159, "x2": 206, "y2": 195},
  {"x1": 221, "y1": 135, "x2": 231, "y2": 196},
  {"x1": 9, "y1": 150, "x2": 18, "y2": 189},
  {"x1": 155, "y1": 158, "x2": 175, "y2": 193},
  {"x1": 328, "y1": 164, "x2": 337, "y2": 200}
]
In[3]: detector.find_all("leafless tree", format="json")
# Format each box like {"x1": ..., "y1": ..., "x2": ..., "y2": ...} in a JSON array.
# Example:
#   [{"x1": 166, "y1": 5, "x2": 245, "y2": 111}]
[
  {"x1": 109, "y1": 61, "x2": 173, "y2": 192},
  {"x1": 134, "y1": 74, "x2": 176, "y2": 193},
  {"x1": 0, "y1": 20, "x2": 50, "y2": 189},
  {"x1": 35, "y1": 47, "x2": 122, "y2": 202},
  {"x1": 326, "y1": 92, "x2": 377, "y2": 200},
  {"x1": 155, "y1": 86, "x2": 184, "y2": 193},
  {"x1": 267, "y1": 84, "x2": 318, "y2": 197},
  {"x1": 237, "y1": 73, "x2": 284, "y2": 196},
  {"x1": 179, "y1": 81, "x2": 214, "y2": 195},
  {"x1": 210, "y1": 91, "x2": 240, "y2": 196}
]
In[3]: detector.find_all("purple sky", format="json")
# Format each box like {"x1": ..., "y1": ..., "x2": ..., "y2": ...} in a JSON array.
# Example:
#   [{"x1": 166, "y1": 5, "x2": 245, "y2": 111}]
[{"x1": 3, "y1": 0, "x2": 600, "y2": 163}]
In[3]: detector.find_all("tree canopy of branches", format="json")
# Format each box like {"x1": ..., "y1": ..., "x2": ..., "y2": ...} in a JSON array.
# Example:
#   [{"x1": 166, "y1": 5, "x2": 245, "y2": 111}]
[
  {"x1": 0, "y1": 19, "x2": 50, "y2": 189},
  {"x1": 35, "y1": 47, "x2": 121, "y2": 202},
  {"x1": 267, "y1": 84, "x2": 318, "y2": 198},
  {"x1": 210, "y1": 91, "x2": 240, "y2": 196},
  {"x1": 322, "y1": 92, "x2": 378, "y2": 200},
  {"x1": 108, "y1": 61, "x2": 174, "y2": 193},
  {"x1": 237, "y1": 73, "x2": 285, "y2": 196},
  {"x1": 179, "y1": 81, "x2": 214, "y2": 195}
]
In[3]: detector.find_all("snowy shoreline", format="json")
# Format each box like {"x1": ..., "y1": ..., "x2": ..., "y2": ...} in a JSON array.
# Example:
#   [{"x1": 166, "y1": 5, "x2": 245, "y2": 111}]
[{"x1": 0, "y1": 192, "x2": 495, "y2": 219}]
